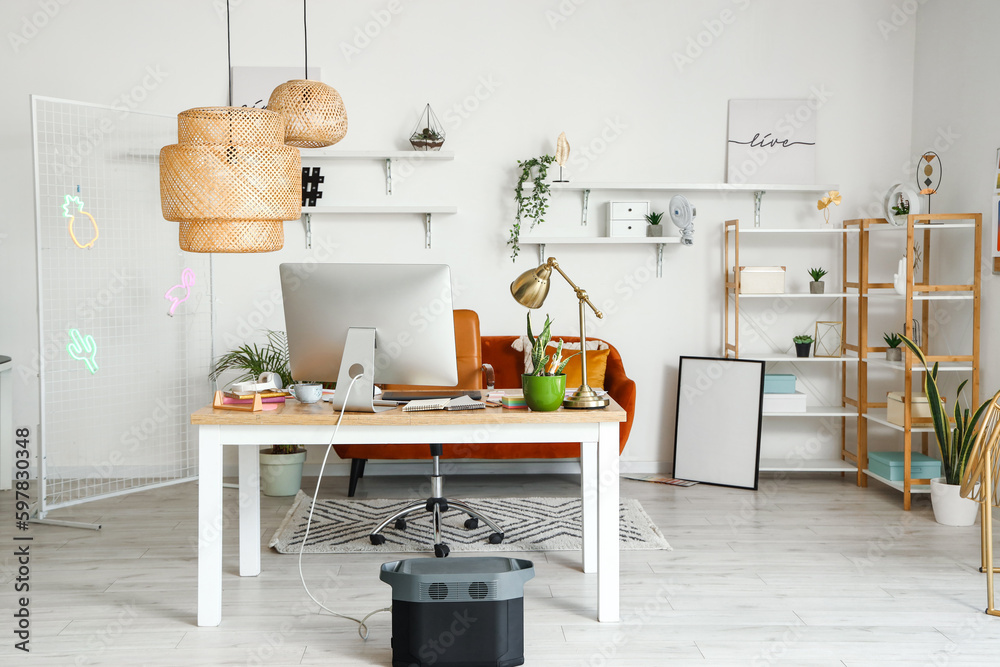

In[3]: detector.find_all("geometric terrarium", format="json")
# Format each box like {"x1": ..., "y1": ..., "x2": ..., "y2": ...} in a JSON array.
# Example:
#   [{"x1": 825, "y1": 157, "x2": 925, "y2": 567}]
[
  {"x1": 813, "y1": 321, "x2": 844, "y2": 358},
  {"x1": 409, "y1": 103, "x2": 445, "y2": 151}
]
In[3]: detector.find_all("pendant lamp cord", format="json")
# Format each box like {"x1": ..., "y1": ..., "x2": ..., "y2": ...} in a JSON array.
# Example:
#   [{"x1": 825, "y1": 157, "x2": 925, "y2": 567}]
[
  {"x1": 226, "y1": 0, "x2": 233, "y2": 105},
  {"x1": 303, "y1": 0, "x2": 309, "y2": 79}
]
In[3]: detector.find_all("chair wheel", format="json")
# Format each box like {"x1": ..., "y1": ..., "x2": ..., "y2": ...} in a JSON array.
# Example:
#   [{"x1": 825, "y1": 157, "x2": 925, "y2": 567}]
[
  {"x1": 488, "y1": 532, "x2": 504, "y2": 544},
  {"x1": 394, "y1": 518, "x2": 407, "y2": 531},
  {"x1": 464, "y1": 518, "x2": 479, "y2": 530},
  {"x1": 369, "y1": 534, "x2": 386, "y2": 545},
  {"x1": 434, "y1": 543, "x2": 450, "y2": 558}
]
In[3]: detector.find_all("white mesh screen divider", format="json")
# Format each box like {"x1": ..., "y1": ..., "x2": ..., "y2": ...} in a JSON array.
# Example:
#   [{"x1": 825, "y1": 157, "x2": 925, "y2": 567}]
[{"x1": 31, "y1": 96, "x2": 212, "y2": 514}]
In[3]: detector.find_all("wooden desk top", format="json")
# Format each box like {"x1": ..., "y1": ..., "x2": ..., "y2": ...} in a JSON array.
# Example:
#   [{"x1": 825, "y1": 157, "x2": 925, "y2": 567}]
[{"x1": 191, "y1": 394, "x2": 626, "y2": 426}]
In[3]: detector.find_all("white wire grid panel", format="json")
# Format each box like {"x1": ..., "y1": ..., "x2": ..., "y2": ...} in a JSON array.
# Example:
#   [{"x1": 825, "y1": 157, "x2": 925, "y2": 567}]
[{"x1": 32, "y1": 96, "x2": 212, "y2": 511}]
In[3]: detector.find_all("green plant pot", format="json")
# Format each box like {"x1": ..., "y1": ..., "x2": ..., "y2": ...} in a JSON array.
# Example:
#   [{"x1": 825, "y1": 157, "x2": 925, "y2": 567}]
[
  {"x1": 521, "y1": 373, "x2": 567, "y2": 412},
  {"x1": 259, "y1": 449, "x2": 306, "y2": 497}
]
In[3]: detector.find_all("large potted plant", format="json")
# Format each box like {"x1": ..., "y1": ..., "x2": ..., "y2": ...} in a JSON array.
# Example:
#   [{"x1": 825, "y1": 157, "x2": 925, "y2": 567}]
[
  {"x1": 209, "y1": 331, "x2": 306, "y2": 497},
  {"x1": 521, "y1": 314, "x2": 578, "y2": 411},
  {"x1": 899, "y1": 335, "x2": 991, "y2": 525}
]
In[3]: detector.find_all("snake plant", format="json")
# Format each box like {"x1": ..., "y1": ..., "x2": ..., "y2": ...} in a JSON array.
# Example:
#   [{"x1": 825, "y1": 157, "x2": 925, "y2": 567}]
[{"x1": 526, "y1": 313, "x2": 579, "y2": 376}]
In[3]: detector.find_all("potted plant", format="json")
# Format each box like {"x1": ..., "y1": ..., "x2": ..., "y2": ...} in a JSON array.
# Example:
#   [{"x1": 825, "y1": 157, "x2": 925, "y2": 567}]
[
  {"x1": 808, "y1": 267, "x2": 828, "y2": 294},
  {"x1": 899, "y1": 335, "x2": 992, "y2": 526},
  {"x1": 209, "y1": 331, "x2": 306, "y2": 497},
  {"x1": 646, "y1": 211, "x2": 665, "y2": 237},
  {"x1": 890, "y1": 193, "x2": 910, "y2": 225},
  {"x1": 793, "y1": 335, "x2": 813, "y2": 358},
  {"x1": 520, "y1": 313, "x2": 578, "y2": 411},
  {"x1": 883, "y1": 332, "x2": 903, "y2": 362},
  {"x1": 508, "y1": 154, "x2": 555, "y2": 261},
  {"x1": 409, "y1": 103, "x2": 446, "y2": 151}
]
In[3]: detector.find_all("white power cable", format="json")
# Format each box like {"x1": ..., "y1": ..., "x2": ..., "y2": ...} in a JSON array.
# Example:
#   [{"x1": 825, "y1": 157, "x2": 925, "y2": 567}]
[{"x1": 297, "y1": 373, "x2": 391, "y2": 640}]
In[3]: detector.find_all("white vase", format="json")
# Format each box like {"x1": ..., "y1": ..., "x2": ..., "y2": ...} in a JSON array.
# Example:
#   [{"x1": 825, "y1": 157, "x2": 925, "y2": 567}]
[
  {"x1": 259, "y1": 450, "x2": 306, "y2": 497},
  {"x1": 930, "y1": 478, "x2": 979, "y2": 526}
]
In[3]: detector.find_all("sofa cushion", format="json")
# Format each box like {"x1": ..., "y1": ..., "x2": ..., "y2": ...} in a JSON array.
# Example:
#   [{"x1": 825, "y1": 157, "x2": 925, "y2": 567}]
[{"x1": 558, "y1": 347, "x2": 610, "y2": 389}]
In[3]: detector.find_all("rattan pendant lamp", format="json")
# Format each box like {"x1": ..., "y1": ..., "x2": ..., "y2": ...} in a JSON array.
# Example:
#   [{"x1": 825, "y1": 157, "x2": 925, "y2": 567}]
[
  {"x1": 159, "y1": 1, "x2": 301, "y2": 253},
  {"x1": 267, "y1": 0, "x2": 348, "y2": 148}
]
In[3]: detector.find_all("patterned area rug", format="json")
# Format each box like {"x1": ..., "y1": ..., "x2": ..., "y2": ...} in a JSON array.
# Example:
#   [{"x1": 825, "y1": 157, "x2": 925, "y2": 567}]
[{"x1": 269, "y1": 492, "x2": 671, "y2": 554}]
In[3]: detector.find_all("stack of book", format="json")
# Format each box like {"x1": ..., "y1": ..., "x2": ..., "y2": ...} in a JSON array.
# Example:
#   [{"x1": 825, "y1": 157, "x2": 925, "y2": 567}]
[{"x1": 223, "y1": 389, "x2": 291, "y2": 405}]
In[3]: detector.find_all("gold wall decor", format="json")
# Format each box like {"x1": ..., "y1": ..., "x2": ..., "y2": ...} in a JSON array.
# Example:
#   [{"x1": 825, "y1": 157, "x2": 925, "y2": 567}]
[{"x1": 813, "y1": 321, "x2": 843, "y2": 358}]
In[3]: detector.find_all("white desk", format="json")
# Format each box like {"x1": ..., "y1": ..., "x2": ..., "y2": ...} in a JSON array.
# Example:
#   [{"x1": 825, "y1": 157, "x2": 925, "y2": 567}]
[
  {"x1": 191, "y1": 398, "x2": 625, "y2": 626},
  {"x1": 0, "y1": 356, "x2": 12, "y2": 491}
]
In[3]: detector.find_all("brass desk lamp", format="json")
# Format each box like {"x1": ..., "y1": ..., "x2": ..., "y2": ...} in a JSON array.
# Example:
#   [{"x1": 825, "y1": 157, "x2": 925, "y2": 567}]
[{"x1": 510, "y1": 257, "x2": 610, "y2": 409}]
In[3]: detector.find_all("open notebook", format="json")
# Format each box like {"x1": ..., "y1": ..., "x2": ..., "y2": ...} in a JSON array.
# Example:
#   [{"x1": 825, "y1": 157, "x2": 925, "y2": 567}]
[{"x1": 402, "y1": 395, "x2": 485, "y2": 412}]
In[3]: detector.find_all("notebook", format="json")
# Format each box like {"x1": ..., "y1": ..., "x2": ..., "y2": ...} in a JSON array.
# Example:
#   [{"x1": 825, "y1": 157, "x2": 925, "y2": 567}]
[
  {"x1": 445, "y1": 395, "x2": 485, "y2": 411},
  {"x1": 402, "y1": 398, "x2": 451, "y2": 412}
]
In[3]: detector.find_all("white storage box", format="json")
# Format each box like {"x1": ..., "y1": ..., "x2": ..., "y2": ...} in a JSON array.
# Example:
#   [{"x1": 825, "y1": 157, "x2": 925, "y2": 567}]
[
  {"x1": 763, "y1": 391, "x2": 807, "y2": 413},
  {"x1": 738, "y1": 266, "x2": 786, "y2": 294},
  {"x1": 608, "y1": 201, "x2": 649, "y2": 238},
  {"x1": 887, "y1": 392, "x2": 943, "y2": 426}
]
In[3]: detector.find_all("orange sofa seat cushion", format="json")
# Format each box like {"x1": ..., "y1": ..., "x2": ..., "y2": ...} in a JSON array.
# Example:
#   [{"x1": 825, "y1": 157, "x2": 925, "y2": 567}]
[{"x1": 555, "y1": 347, "x2": 610, "y2": 389}]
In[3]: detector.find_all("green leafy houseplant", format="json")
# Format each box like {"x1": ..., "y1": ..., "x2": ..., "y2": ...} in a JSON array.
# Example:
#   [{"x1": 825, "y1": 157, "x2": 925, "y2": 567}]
[
  {"x1": 899, "y1": 335, "x2": 992, "y2": 485},
  {"x1": 209, "y1": 331, "x2": 299, "y2": 455},
  {"x1": 793, "y1": 335, "x2": 814, "y2": 345},
  {"x1": 883, "y1": 332, "x2": 902, "y2": 348},
  {"x1": 808, "y1": 267, "x2": 828, "y2": 282},
  {"x1": 509, "y1": 155, "x2": 556, "y2": 261},
  {"x1": 645, "y1": 211, "x2": 663, "y2": 226},
  {"x1": 526, "y1": 313, "x2": 579, "y2": 376}
]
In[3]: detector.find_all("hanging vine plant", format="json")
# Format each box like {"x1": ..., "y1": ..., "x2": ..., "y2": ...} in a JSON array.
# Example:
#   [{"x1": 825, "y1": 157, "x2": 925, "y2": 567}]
[{"x1": 508, "y1": 154, "x2": 555, "y2": 261}]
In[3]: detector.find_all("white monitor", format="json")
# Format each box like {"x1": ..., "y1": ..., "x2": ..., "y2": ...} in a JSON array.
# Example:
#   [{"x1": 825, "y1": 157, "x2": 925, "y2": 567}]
[{"x1": 279, "y1": 263, "x2": 459, "y2": 412}]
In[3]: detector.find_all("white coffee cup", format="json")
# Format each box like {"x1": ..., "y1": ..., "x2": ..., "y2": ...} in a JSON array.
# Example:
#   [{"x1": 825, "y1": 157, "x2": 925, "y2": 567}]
[{"x1": 290, "y1": 383, "x2": 323, "y2": 404}]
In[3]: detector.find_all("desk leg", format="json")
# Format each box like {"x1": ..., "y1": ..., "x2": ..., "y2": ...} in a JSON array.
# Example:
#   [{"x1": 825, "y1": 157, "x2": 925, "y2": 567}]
[
  {"x1": 596, "y1": 421, "x2": 620, "y2": 622},
  {"x1": 580, "y1": 440, "x2": 597, "y2": 574},
  {"x1": 197, "y1": 426, "x2": 223, "y2": 627},
  {"x1": 238, "y1": 445, "x2": 261, "y2": 577}
]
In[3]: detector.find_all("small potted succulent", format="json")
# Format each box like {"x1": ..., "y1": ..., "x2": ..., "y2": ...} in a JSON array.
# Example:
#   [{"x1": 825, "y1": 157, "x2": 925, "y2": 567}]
[
  {"x1": 521, "y1": 313, "x2": 579, "y2": 411},
  {"x1": 891, "y1": 193, "x2": 910, "y2": 225},
  {"x1": 883, "y1": 332, "x2": 903, "y2": 362},
  {"x1": 793, "y1": 335, "x2": 813, "y2": 358},
  {"x1": 409, "y1": 103, "x2": 446, "y2": 151},
  {"x1": 646, "y1": 211, "x2": 665, "y2": 237},
  {"x1": 808, "y1": 267, "x2": 828, "y2": 294}
]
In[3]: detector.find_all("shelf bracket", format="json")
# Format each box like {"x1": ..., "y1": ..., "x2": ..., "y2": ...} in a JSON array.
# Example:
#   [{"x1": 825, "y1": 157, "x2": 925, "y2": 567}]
[
  {"x1": 385, "y1": 158, "x2": 393, "y2": 196},
  {"x1": 582, "y1": 189, "x2": 590, "y2": 226},
  {"x1": 656, "y1": 243, "x2": 664, "y2": 278},
  {"x1": 424, "y1": 213, "x2": 432, "y2": 249},
  {"x1": 753, "y1": 190, "x2": 765, "y2": 228},
  {"x1": 538, "y1": 243, "x2": 546, "y2": 264},
  {"x1": 303, "y1": 213, "x2": 312, "y2": 250}
]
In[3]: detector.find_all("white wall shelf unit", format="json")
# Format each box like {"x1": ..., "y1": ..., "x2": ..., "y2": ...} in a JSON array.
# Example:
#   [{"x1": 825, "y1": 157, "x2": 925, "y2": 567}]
[
  {"x1": 847, "y1": 214, "x2": 982, "y2": 510},
  {"x1": 723, "y1": 217, "x2": 858, "y2": 474},
  {"x1": 519, "y1": 236, "x2": 680, "y2": 276},
  {"x1": 301, "y1": 205, "x2": 458, "y2": 249},
  {"x1": 300, "y1": 149, "x2": 454, "y2": 195},
  {"x1": 548, "y1": 182, "x2": 838, "y2": 227}
]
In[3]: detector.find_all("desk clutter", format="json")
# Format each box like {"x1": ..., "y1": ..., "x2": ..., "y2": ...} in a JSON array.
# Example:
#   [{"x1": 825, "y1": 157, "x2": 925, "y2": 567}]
[{"x1": 403, "y1": 396, "x2": 486, "y2": 412}]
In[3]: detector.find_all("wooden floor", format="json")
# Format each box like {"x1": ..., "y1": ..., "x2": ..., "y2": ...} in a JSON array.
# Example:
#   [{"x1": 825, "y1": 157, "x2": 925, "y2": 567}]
[{"x1": 3, "y1": 471, "x2": 1000, "y2": 666}]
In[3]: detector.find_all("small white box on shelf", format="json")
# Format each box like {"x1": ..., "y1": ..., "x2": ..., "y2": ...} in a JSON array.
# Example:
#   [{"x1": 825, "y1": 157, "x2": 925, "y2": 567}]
[
  {"x1": 763, "y1": 391, "x2": 807, "y2": 413},
  {"x1": 738, "y1": 266, "x2": 786, "y2": 294},
  {"x1": 608, "y1": 219, "x2": 647, "y2": 237},
  {"x1": 887, "y1": 392, "x2": 942, "y2": 425},
  {"x1": 608, "y1": 201, "x2": 649, "y2": 238}
]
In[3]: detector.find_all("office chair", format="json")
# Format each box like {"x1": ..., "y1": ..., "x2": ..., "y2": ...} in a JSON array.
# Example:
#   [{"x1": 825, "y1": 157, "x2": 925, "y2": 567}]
[
  {"x1": 367, "y1": 310, "x2": 505, "y2": 558},
  {"x1": 960, "y1": 391, "x2": 1000, "y2": 615}
]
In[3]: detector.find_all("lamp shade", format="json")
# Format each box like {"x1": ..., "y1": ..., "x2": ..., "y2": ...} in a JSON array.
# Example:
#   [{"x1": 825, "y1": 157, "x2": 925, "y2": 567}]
[
  {"x1": 510, "y1": 264, "x2": 552, "y2": 308},
  {"x1": 159, "y1": 107, "x2": 301, "y2": 253},
  {"x1": 267, "y1": 79, "x2": 348, "y2": 148}
]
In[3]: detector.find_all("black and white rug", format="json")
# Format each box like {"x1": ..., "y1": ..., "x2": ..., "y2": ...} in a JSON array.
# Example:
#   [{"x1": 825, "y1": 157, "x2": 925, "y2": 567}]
[{"x1": 269, "y1": 492, "x2": 671, "y2": 554}]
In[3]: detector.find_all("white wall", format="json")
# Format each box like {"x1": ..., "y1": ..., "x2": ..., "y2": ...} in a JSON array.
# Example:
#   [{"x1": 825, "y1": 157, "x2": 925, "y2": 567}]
[
  {"x1": 911, "y1": 0, "x2": 1000, "y2": 402},
  {"x1": 0, "y1": 0, "x2": 924, "y2": 474}
]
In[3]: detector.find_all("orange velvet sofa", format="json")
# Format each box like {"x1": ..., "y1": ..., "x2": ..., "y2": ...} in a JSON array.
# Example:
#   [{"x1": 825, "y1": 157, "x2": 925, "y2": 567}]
[{"x1": 334, "y1": 331, "x2": 636, "y2": 496}]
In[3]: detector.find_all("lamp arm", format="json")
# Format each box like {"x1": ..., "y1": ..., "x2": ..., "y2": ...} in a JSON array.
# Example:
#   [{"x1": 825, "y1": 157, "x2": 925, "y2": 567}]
[{"x1": 546, "y1": 258, "x2": 604, "y2": 319}]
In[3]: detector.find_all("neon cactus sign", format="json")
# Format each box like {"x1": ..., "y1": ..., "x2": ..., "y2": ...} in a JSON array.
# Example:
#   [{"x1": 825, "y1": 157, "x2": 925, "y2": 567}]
[{"x1": 67, "y1": 329, "x2": 98, "y2": 374}]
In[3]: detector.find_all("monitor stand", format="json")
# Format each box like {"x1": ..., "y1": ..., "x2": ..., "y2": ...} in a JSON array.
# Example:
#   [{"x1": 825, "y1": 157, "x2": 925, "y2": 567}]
[{"x1": 331, "y1": 327, "x2": 394, "y2": 413}]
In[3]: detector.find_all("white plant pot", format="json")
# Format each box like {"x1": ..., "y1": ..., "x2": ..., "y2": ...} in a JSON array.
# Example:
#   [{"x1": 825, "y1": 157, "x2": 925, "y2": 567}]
[
  {"x1": 259, "y1": 449, "x2": 306, "y2": 497},
  {"x1": 930, "y1": 478, "x2": 979, "y2": 526}
]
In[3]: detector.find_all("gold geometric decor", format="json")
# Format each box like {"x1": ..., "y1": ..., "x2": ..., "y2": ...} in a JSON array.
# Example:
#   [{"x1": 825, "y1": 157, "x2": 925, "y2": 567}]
[
  {"x1": 267, "y1": 79, "x2": 348, "y2": 148},
  {"x1": 159, "y1": 107, "x2": 301, "y2": 253},
  {"x1": 813, "y1": 321, "x2": 844, "y2": 358}
]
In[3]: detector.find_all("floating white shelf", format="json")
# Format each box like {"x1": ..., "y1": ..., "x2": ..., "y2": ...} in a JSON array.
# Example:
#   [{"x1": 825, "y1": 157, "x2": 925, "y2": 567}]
[
  {"x1": 865, "y1": 358, "x2": 974, "y2": 373},
  {"x1": 737, "y1": 227, "x2": 859, "y2": 234},
  {"x1": 863, "y1": 468, "x2": 932, "y2": 493},
  {"x1": 759, "y1": 458, "x2": 856, "y2": 473},
  {"x1": 302, "y1": 149, "x2": 455, "y2": 160},
  {"x1": 300, "y1": 205, "x2": 458, "y2": 249},
  {"x1": 519, "y1": 236, "x2": 682, "y2": 277},
  {"x1": 739, "y1": 353, "x2": 859, "y2": 363},
  {"x1": 547, "y1": 182, "x2": 839, "y2": 227},
  {"x1": 763, "y1": 406, "x2": 858, "y2": 417},
  {"x1": 736, "y1": 292, "x2": 858, "y2": 298},
  {"x1": 864, "y1": 410, "x2": 936, "y2": 433},
  {"x1": 866, "y1": 292, "x2": 974, "y2": 301},
  {"x1": 866, "y1": 222, "x2": 977, "y2": 231}
]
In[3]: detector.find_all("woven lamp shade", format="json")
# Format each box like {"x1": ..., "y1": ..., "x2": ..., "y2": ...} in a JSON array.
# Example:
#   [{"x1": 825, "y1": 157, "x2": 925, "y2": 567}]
[
  {"x1": 267, "y1": 79, "x2": 348, "y2": 148},
  {"x1": 160, "y1": 107, "x2": 301, "y2": 253}
]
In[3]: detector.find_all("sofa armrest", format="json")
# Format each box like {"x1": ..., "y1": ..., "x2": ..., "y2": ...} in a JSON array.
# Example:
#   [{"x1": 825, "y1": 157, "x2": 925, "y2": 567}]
[{"x1": 481, "y1": 363, "x2": 495, "y2": 390}]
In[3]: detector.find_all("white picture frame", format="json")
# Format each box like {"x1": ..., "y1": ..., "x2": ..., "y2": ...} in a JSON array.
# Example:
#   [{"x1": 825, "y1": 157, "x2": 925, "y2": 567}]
[
  {"x1": 727, "y1": 99, "x2": 817, "y2": 185},
  {"x1": 231, "y1": 66, "x2": 322, "y2": 109}
]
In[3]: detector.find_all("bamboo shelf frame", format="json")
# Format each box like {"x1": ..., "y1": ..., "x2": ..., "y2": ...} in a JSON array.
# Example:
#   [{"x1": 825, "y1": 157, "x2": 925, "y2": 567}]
[{"x1": 846, "y1": 214, "x2": 982, "y2": 510}]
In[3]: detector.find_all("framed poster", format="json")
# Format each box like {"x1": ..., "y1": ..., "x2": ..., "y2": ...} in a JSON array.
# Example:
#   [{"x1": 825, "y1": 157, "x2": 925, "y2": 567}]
[
  {"x1": 231, "y1": 66, "x2": 322, "y2": 108},
  {"x1": 727, "y1": 99, "x2": 816, "y2": 185},
  {"x1": 673, "y1": 356, "x2": 765, "y2": 490}
]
